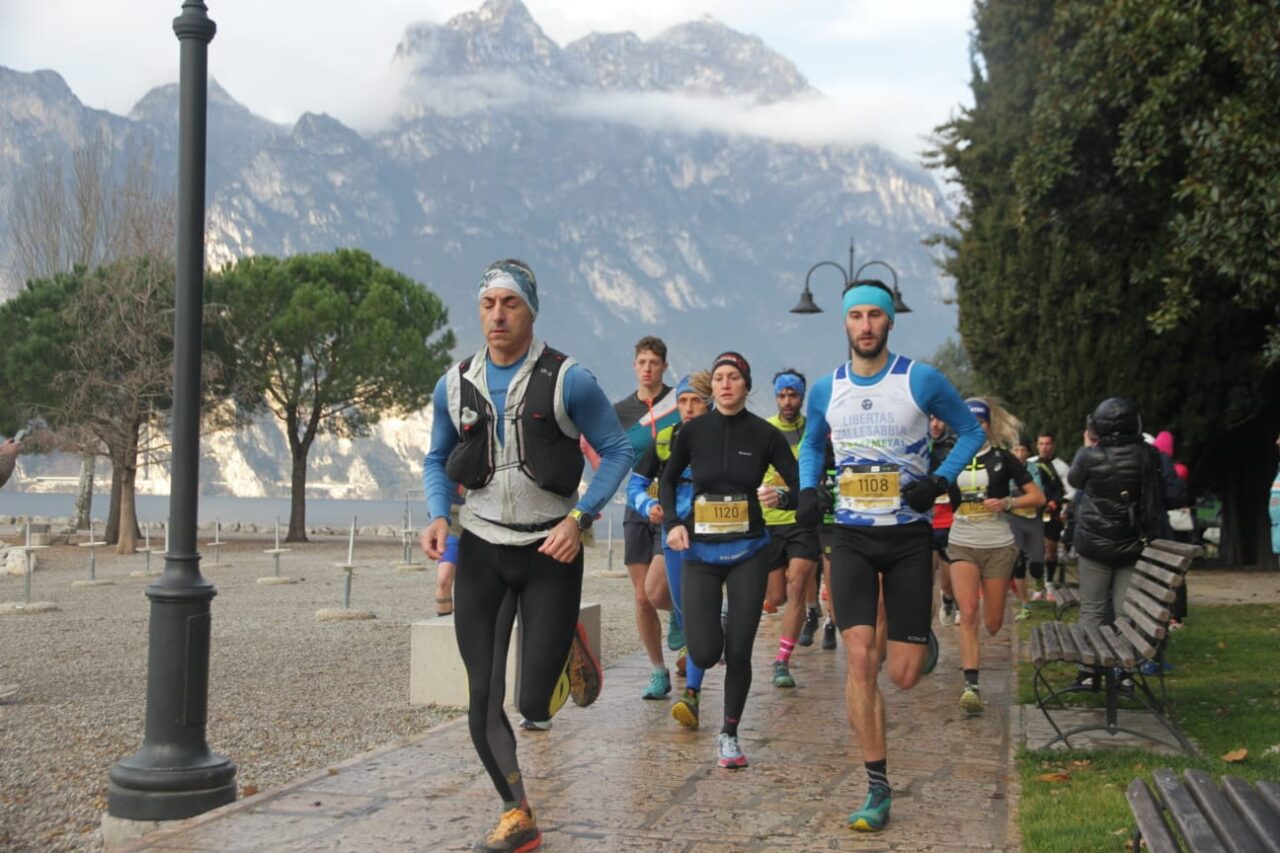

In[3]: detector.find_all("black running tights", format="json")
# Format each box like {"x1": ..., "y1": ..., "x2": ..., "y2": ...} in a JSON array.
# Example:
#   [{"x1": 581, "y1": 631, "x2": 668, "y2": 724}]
[
  {"x1": 683, "y1": 550, "x2": 770, "y2": 734},
  {"x1": 455, "y1": 531, "x2": 583, "y2": 805}
]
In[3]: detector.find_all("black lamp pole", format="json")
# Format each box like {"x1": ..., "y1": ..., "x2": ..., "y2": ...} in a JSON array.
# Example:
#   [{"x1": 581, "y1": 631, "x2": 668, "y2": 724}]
[
  {"x1": 790, "y1": 238, "x2": 912, "y2": 315},
  {"x1": 107, "y1": 0, "x2": 237, "y2": 822}
]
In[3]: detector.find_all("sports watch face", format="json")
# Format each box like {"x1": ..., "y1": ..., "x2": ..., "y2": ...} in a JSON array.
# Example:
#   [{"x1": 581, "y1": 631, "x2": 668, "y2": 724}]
[{"x1": 573, "y1": 510, "x2": 593, "y2": 531}]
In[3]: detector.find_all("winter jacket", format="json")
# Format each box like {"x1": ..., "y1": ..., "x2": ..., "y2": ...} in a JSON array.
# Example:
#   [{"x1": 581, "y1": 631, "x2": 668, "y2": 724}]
[{"x1": 1068, "y1": 437, "x2": 1185, "y2": 566}]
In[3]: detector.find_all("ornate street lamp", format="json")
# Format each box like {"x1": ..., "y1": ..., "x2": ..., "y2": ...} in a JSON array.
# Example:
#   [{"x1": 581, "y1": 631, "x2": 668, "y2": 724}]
[
  {"x1": 106, "y1": 0, "x2": 237, "y2": 825},
  {"x1": 790, "y1": 239, "x2": 912, "y2": 315}
]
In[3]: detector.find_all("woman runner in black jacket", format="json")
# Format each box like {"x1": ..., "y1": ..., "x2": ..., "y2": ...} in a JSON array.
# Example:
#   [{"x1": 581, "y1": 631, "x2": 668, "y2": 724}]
[{"x1": 660, "y1": 352, "x2": 800, "y2": 770}]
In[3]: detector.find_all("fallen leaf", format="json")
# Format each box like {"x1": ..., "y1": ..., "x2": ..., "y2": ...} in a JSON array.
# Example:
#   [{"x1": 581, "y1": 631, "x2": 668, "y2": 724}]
[
  {"x1": 1071, "y1": 759, "x2": 1092, "y2": 768},
  {"x1": 328, "y1": 767, "x2": 339, "y2": 775},
  {"x1": 1113, "y1": 827, "x2": 1129, "y2": 835},
  {"x1": 1035, "y1": 772, "x2": 1071, "y2": 783},
  {"x1": 1222, "y1": 748, "x2": 1248, "y2": 763},
  {"x1": 241, "y1": 784, "x2": 259, "y2": 797},
  {"x1": 1217, "y1": 641, "x2": 1227, "y2": 650}
]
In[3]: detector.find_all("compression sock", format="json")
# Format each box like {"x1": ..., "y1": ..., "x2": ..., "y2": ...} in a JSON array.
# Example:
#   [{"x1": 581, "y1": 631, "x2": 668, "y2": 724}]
[
  {"x1": 865, "y1": 759, "x2": 890, "y2": 795},
  {"x1": 776, "y1": 637, "x2": 797, "y2": 664},
  {"x1": 1046, "y1": 560, "x2": 1060, "y2": 584},
  {"x1": 722, "y1": 715, "x2": 739, "y2": 737},
  {"x1": 964, "y1": 669, "x2": 979, "y2": 687}
]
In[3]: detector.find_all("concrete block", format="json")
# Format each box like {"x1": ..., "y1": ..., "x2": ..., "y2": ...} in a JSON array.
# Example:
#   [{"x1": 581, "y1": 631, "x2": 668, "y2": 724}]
[{"x1": 410, "y1": 601, "x2": 600, "y2": 708}]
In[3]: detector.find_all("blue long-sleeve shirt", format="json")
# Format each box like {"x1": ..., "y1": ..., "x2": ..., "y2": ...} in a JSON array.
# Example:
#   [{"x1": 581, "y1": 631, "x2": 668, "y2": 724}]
[
  {"x1": 422, "y1": 353, "x2": 632, "y2": 521},
  {"x1": 799, "y1": 356, "x2": 984, "y2": 490}
]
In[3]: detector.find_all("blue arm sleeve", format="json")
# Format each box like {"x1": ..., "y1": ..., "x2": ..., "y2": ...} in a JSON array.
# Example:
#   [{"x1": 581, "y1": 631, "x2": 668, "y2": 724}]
[
  {"x1": 626, "y1": 472, "x2": 658, "y2": 517},
  {"x1": 564, "y1": 364, "x2": 631, "y2": 515},
  {"x1": 910, "y1": 364, "x2": 984, "y2": 483},
  {"x1": 798, "y1": 374, "x2": 832, "y2": 489},
  {"x1": 423, "y1": 376, "x2": 461, "y2": 520}
]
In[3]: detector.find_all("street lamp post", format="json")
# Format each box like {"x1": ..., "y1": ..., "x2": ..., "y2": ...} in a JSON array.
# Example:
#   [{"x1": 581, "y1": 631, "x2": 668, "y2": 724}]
[
  {"x1": 106, "y1": 0, "x2": 237, "y2": 823},
  {"x1": 790, "y1": 238, "x2": 912, "y2": 315}
]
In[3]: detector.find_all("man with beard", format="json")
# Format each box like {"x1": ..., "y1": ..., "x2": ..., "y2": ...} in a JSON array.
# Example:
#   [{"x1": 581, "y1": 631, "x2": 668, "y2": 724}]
[{"x1": 796, "y1": 280, "x2": 984, "y2": 833}]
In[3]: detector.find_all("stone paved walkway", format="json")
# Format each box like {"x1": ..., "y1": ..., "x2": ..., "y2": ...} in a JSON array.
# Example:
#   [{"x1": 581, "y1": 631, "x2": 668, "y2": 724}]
[{"x1": 121, "y1": 613, "x2": 1019, "y2": 851}]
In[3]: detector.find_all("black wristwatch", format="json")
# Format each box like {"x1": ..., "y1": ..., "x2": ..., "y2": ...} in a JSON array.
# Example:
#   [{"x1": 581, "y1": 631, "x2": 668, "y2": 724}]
[{"x1": 568, "y1": 508, "x2": 593, "y2": 532}]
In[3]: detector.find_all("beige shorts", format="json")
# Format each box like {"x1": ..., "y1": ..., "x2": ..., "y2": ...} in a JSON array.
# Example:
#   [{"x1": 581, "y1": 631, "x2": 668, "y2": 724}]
[{"x1": 946, "y1": 543, "x2": 1019, "y2": 580}]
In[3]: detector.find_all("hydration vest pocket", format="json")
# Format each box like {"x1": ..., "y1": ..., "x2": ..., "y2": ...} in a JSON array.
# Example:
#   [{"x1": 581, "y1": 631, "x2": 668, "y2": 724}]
[
  {"x1": 445, "y1": 407, "x2": 496, "y2": 490},
  {"x1": 515, "y1": 409, "x2": 584, "y2": 498}
]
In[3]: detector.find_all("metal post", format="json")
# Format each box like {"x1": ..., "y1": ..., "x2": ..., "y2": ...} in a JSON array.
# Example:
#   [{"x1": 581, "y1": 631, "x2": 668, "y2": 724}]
[
  {"x1": 24, "y1": 521, "x2": 32, "y2": 603},
  {"x1": 606, "y1": 515, "x2": 614, "y2": 573},
  {"x1": 107, "y1": 0, "x2": 236, "y2": 822},
  {"x1": 343, "y1": 570, "x2": 353, "y2": 609}
]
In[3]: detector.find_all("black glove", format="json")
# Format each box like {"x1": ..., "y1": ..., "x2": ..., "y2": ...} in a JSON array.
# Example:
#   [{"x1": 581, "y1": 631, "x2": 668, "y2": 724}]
[
  {"x1": 901, "y1": 475, "x2": 948, "y2": 514},
  {"x1": 795, "y1": 488, "x2": 822, "y2": 530},
  {"x1": 818, "y1": 483, "x2": 836, "y2": 516}
]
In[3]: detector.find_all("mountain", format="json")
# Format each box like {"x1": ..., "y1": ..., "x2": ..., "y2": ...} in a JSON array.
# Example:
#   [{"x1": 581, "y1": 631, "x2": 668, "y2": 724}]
[{"x1": 0, "y1": 0, "x2": 956, "y2": 500}]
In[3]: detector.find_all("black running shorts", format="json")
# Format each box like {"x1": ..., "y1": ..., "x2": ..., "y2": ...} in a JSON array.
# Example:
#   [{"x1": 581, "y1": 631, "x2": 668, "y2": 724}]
[
  {"x1": 931, "y1": 527, "x2": 951, "y2": 561},
  {"x1": 1043, "y1": 517, "x2": 1064, "y2": 542},
  {"x1": 762, "y1": 523, "x2": 820, "y2": 570},
  {"x1": 829, "y1": 523, "x2": 933, "y2": 645},
  {"x1": 623, "y1": 511, "x2": 662, "y2": 566}
]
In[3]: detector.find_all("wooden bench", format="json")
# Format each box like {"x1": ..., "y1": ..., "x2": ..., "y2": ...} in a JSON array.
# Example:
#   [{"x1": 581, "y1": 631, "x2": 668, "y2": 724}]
[
  {"x1": 1127, "y1": 768, "x2": 1280, "y2": 853},
  {"x1": 1028, "y1": 539, "x2": 1203, "y2": 754},
  {"x1": 1052, "y1": 583, "x2": 1080, "y2": 618}
]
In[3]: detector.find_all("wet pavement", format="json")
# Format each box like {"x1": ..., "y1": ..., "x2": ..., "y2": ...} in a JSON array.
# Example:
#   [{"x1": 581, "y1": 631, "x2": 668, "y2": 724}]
[{"x1": 120, "y1": 613, "x2": 1019, "y2": 851}]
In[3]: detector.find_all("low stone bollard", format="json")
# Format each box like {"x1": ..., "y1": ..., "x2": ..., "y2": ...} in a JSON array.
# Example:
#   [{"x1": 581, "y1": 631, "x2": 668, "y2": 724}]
[
  {"x1": 27, "y1": 523, "x2": 51, "y2": 547},
  {"x1": 409, "y1": 602, "x2": 601, "y2": 708}
]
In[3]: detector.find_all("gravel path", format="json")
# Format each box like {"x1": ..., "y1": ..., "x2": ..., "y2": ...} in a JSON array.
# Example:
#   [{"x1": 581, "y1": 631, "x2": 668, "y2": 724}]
[{"x1": 0, "y1": 531, "x2": 642, "y2": 852}]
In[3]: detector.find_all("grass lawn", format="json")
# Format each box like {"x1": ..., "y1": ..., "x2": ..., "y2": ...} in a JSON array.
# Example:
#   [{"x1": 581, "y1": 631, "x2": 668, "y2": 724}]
[{"x1": 1015, "y1": 602, "x2": 1280, "y2": 851}]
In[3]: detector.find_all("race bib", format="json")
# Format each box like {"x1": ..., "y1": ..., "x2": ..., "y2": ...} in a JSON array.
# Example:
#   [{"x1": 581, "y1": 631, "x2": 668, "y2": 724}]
[
  {"x1": 958, "y1": 490, "x2": 994, "y2": 522},
  {"x1": 647, "y1": 480, "x2": 660, "y2": 499},
  {"x1": 693, "y1": 494, "x2": 751, "y2": 535},
  {"x1": 838, "y1": 464, "x2": 901, "y2": 512}
]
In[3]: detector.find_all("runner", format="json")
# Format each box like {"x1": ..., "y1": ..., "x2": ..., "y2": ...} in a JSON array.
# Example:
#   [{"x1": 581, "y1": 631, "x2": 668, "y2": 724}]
[
  {"x1": 947, "y1": 400, "x2": 1044, "y2": 715},
  {"x1": 661, "y1": 351, "x2": 801, "y2": 769},
  {"x1": 1008, "y1": 439, "x2": 1046, "y2": 622},
  {"x1": 624, "y1": 371, "x2": 714, "y2": 725},
  {"x1": 929, "y1": 415, "x2": 959, "y2": 626},
  {"x1": 422, "y1": 260, "x2": 632, "y2": 853},
  {"x1": 759, "y1": 369, "x2": 821, "y2": 689},
  {"x1": 613, "y1": 337, "x2": 682, "y2": 699},
  {"x1": 1030, "y1": 433, "x2": 1074, "y2": 597},
  {"x1": 795, "y1": 279, "x2": 985, "y2": 832}
]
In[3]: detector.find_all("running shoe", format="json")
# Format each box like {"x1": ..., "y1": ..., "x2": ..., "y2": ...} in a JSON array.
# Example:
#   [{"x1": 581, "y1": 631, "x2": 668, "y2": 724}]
[
  {"x1": 476, "y1": 806, "x2": 541, "y2": 852},
  {"x1": 716, "y1": 733, "x2": 748, "y2": 769},
  {"x1": 1140, "y1": 659, "x2": 1174, "y2": 675},
  {"x1": 1072, "y1": 669, "x2": 1097, "y2": 690},
  {"x1": 1014, "y1": 605, "x2": 1031, "y2": 622},
  {"x1": 772, "y1": 659, "x2": 796, "y2": 688},
  {"x1": 674, "y1": 646, "x2": 687, "y2": 677},
  {"x1": 548, "y1": 670, "x2": 571, "y2": 717},
  {"x1": 923, "y1": 630, "x2": 939, "y2": 675},
  {"x1": 763, "y1": 599, "x2": 778, "y2": 615},
  {"x1": 566, "y1": 622, "x2": 602, "y2": 707},
  {"x1": 959, "y1": 684, "x2": 983, "y2": 714},
  {"x1": 671, "y1": 689, "x2": 700, "y2": 729},
  {"x1": 848, "y1": 787, "x2": 892, "y2": 832},
  {"x1": 798, "y1": 608, "x2": 820, "y2": 646},
  {"x1": 1044, "y1": 582, "x2": 1057, "y2": 602},
  {"x1": 821, "y1": 619, "x2": 837, "y2": 650},
  {"x1": 519, "y1": 718, "x2": 551, "y2": 732},
  {"x1": 641, "y1": 668, "x2": 671, "y2": 700},
  {"x1": 937, "y1": 601, "x2": 951, "y2": 626},
  {"x1": 667, "y1": 611, "x2": 685, "y2": 651}
]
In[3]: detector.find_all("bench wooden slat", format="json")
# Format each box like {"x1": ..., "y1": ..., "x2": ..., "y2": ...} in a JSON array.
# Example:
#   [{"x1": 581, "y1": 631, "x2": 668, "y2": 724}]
[
  {"x1": 1257, "y1": 781, "x2": 1280, "y2": 824},
  {"x1": 1153, "y1": 768, "x2": 1227, "y2": 853},
  {"x1": 1135, "y1": 559, "x2": 1186, "y2": 589},
  {"x1": 1144, "y1": 539, "x2": 1205, "y2": 563},
  {"x1": 1221, "y1": 776, "x2": 1280, "y2": 853},
  {"x1": 1083, "y1": 623, "x2": 1119, "y2": 667},
  {"x1": 1117, "y1": 618, "x2": 1159, "y2": 661},
  {"x1": 1055, "y1": 585, "x2": 1079, "y2": 606},
  {"x1": 1184, "y1": 769, "x2": 1268, "y2": 853},
  {"x1": 1041, "y1": 622, "x2": 1063, "y2": 662},
  {"x1": 1129, "y1": 572, "x2": 1178, "y2": 604},
  {"x1": 1030, "y1": 625, "x2": 1045, "y2": 667},
  {"x1": 1102, "y1": 625, "x2": 1137, "y2": 669},
  {"x1": 1126, "y1": 778, "x2": 1182, "y2": 853},
  {"x1": 1140, "y1": 542, "x2": 1196, "y2": 571},
  {"x1": 1127, "y1": 587, "x2": 1172, "y2": 625},
  {"x1": 1124, "y1": 602, "x2": 1168, "y2": 641},
  {"x1": 1052, "y1": 621, "x2": 1081, "y2": 663},
  {"x1": 1067, "y1": 623, "x2": 1097, "y2": 666}
]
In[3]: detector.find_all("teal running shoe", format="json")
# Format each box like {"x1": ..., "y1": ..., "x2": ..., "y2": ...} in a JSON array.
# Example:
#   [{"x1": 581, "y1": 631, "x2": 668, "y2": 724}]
[
  {"x1": 772, "y1": 659, "x2": 796, "y2": 688},
  {"x1": 923, "y1": 629, "x2": 939, "y2": 675},
  {"x1": 641, "y1": 668, "x2": 671, "y2": 700},
  {"x1": 667, "y1": 612, "x2": 685, "y2": 651},
  {"x1": 848, "y1": 787, "x2": 891, "y2": 832}
]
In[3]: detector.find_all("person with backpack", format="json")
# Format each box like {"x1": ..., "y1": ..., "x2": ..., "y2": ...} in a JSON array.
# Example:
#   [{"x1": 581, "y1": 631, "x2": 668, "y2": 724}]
[{"x1": 1067, "y1": 398, "x2": 1185, "y2": 686}]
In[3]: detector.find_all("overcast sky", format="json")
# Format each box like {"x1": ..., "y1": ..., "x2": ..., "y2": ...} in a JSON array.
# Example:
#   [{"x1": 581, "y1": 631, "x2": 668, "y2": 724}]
[{"x1": 0, "y1": 0, "x2": 975, "y2": 162}]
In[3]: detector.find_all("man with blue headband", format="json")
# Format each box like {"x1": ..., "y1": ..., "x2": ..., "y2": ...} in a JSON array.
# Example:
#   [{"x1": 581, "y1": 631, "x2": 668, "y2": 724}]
[
  {"x1": 757, "y1": 368, "x2": 822, "y2": 690},
  {"x1": 795, "y1": 279, "x2": 984, "y2": 833},
  {"x1": 422, "y1": 258, "x2": 633, "y2": 852}
]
